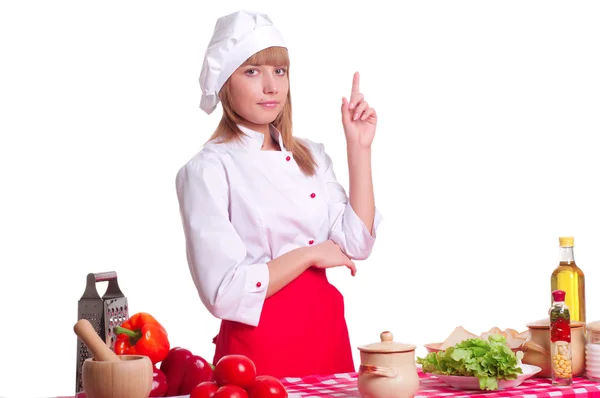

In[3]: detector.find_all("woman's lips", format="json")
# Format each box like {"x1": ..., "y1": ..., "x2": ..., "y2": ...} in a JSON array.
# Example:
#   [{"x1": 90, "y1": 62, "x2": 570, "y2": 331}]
[{"x1": 258, "y1": 101, "x2": 279, "y2": 108}]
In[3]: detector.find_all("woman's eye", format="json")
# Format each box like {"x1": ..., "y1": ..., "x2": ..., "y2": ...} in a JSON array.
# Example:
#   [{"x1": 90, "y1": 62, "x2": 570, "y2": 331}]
[
  {"x1": 276, "y1": 68, "x2": 287, "y2": 75},
  {"x1": 245, "y1": 69, "x2": 258, "y2": 75}
]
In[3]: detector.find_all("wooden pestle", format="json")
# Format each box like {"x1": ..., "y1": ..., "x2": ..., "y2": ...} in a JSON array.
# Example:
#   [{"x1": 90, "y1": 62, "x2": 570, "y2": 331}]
[{"x1": 74, "y1": 319, "x2": 120, "y2": 362}]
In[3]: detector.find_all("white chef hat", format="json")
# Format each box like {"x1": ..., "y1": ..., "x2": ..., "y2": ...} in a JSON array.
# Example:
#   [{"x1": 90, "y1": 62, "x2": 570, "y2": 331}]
[{"x1": 198, "y1": 10, "x2": 287, "y2": 115}]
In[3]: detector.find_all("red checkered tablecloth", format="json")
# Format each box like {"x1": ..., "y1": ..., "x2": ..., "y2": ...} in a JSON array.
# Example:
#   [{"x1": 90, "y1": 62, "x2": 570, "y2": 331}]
[
  {"x1": 280, "y1": 371, "x2": 600, "y2": 398},
  {"x1": 60, "y1": 370, "x2": 600, "y2": 398}
]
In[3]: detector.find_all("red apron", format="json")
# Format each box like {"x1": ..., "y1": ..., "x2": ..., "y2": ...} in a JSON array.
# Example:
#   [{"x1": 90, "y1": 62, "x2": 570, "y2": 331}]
[{"x1": 212, "y1": 267, "x2": 355, "y2": 378}]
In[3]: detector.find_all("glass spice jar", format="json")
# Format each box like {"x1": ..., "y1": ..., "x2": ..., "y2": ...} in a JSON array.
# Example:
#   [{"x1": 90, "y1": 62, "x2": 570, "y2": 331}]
[
  {"x1": 586, "y1": 321, "x2": 600, "y2": 381},
  {"x1": 550, "y1": 290, "x2": 573, "y2": 386}
]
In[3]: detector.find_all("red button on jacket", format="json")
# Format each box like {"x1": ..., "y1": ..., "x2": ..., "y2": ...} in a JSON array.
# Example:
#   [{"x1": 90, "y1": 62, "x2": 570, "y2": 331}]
[
  {"x1": 308, "y1": 240, "x2": 314, "y2": 245},
  {"x1": 256, "y1": 281, "x2": 262, "y2": 288},
  {"x1": 285, "y1": 156, "x2": 291, "y2": 161},
  {"x1": 310, "y1": 193, "x2": 316, "y2": 198}
]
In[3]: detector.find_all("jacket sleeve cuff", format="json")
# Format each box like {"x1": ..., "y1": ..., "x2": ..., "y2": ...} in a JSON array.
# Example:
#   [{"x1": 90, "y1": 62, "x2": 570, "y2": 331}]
[
  {"x1": 234, "y1": 262, "x2": 270, "y2": 327},
  {"x1": 339, "y1": 204, "x2": 383, "y2": 260}
]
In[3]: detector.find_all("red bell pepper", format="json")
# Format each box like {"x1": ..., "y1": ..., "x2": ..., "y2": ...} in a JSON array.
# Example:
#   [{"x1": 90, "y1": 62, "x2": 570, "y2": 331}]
[
  {"x1": 114, "y1": 312, "x2": 170, "y2": 365},
  {"x1": 160, "y1": 347, "x2": 214, "y2": 396}
]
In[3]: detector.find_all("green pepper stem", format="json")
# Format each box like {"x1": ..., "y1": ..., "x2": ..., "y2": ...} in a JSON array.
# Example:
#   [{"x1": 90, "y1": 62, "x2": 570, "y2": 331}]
[{"x1": 114, "y1": 326, "x2": 141, "y2": 343}]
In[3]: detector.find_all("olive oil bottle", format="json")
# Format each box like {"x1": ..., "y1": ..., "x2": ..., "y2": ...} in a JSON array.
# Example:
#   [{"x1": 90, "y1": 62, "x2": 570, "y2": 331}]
[{"x1": 551, "y1": 237, "x2": 586, "y2": 322}]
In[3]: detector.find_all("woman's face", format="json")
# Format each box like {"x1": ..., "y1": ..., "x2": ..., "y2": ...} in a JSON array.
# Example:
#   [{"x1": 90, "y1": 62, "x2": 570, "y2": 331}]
[{"x1": 227, "y1": 63, "x2": 289, "y2": 130}]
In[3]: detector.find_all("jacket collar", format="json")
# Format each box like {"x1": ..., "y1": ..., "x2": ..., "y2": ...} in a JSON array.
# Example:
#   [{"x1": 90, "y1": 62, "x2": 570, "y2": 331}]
[{"x1": 236, "y1": 124, "x2": 288, "y2": 152}]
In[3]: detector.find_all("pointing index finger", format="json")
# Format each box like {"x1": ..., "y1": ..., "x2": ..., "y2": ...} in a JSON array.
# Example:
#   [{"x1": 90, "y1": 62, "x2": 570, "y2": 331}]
[{"x1": 351, "y1": 71, "x2": 360, "y2": 95}]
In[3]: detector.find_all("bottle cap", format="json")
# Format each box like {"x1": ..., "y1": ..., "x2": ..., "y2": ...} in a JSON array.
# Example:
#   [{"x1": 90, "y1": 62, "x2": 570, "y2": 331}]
[
  {"x1": 552, "y1": 290, "x2": 566, "y2": 302},
  {"x1": 559, "y1": 237, "x2": 574, "y2": 247}
]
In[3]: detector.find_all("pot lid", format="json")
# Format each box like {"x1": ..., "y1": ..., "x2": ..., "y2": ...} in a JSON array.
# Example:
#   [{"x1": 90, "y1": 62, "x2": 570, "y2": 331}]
[
  {"x1": 526, "y1": 318, "x2": 585, "y2": 329},
  {"x1": 357, "y1": 331, "x2": 416, "y2": 353}
]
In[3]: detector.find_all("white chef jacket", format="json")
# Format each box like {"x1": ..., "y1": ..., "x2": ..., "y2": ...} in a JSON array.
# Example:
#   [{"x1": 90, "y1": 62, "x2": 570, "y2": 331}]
[{"x1": 175, "y1": 124, "x2": 383, "y2": 327}]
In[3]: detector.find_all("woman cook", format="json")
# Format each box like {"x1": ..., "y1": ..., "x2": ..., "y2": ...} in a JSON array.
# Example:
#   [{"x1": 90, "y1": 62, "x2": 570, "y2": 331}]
[{"x1": 176, "y1": 9, "x2": 383, "y2": 378}]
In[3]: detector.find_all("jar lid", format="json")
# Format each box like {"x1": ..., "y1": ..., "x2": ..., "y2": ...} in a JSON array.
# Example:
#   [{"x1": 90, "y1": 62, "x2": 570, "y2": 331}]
[
  {"x1": 357, "y1": 331, "x2": 416, "y2": 353},
  {"x1": 526, "y1": 317, "x2": 585, "y2": 329},
  {"x1": 587, "y1": 321, "x2": 600, "y2": 332}
]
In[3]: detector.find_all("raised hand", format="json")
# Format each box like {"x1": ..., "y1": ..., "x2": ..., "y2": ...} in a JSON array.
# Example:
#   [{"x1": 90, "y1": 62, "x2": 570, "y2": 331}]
[{"x1": 341, "y1": 71, "x2": 377, "y2": 148}]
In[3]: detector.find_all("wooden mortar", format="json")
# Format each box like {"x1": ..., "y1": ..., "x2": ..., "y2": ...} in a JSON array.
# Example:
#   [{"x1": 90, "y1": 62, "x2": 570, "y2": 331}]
[{"x1": 74, "y1": 319, "x2": 152, "y2": 398}]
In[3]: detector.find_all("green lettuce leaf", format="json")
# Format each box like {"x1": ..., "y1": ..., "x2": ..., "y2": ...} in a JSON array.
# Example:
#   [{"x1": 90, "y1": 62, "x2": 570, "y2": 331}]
[{"x1": 416, "y1": 334, "x2": 523, "y2": 391}]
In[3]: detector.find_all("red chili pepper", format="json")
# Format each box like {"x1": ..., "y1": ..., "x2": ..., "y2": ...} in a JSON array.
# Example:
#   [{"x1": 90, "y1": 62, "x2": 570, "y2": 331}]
[
  {"x1": 114, "y1": 312, "x2": 170, "y2": 364},
  {"x1": 551, "y1": 317, "x2": 571, "y2": 343},
  {"x1": 160, "y1": 347, "x2": 214, "y2": 396}
]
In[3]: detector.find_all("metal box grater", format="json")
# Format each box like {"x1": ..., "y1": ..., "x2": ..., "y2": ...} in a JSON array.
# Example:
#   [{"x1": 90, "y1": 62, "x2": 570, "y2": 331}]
[{"x1": 75, "y1": 271, "x2": 129, "y2": 393}]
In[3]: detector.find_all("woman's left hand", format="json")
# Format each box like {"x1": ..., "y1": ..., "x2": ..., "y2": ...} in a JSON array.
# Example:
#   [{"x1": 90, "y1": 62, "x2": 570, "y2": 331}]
[{"x1": 341, "y1": 71, "x2": 377, "y2": 148}]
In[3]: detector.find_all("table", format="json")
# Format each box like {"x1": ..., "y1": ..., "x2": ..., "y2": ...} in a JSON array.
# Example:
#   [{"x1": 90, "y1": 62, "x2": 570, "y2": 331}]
[
  {"x1": 60, "y1": 370, "x2": 600, "y2": 398},
  {"x1": 279, "y1": 371, "x2": 600, "y2": 397}
]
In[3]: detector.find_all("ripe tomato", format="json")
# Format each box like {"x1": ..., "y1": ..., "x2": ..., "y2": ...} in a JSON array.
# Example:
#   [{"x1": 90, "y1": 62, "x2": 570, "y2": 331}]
[
  {"x1": 149, "y1": 366, "x2": 168, "y2": 397},
  {"x1": 214, "y1": 355, "x2": 257, "y2": 388},
  {"x1": 248, "y1": 375, "x2": 288, "y2": 398},
  {"x1": 213, "y1": 385, "x2": 249, "y2": 398},
  {"x1": 190, "y1": 381, "x2": 220, "y2": 398}
]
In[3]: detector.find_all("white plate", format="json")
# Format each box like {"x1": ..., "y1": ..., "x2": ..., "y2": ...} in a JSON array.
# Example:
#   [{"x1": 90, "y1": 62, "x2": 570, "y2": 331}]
[{"x1": 433, "y1": 364, "x2": 541, "y2": 390}]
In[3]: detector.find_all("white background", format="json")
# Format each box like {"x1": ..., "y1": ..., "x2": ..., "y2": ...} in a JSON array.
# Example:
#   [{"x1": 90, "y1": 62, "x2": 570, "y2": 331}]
[{"x1": 1, "y1": 1, "x2": 599, "y2": 397}]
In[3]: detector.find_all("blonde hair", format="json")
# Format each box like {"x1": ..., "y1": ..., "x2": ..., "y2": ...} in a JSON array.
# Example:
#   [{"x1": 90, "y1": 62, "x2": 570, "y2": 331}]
[{"x1": 207, "y1": 46, "x2": 317, "y2": 176}]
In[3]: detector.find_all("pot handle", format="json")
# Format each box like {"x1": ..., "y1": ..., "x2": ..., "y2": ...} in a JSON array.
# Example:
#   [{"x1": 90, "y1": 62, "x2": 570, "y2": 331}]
[
  {"x1": 359, "y1": 364, "x2": 397, "y2": 378},
  {"x1": 523, "y1": 341, "x2": 549, "y2": 354}
]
